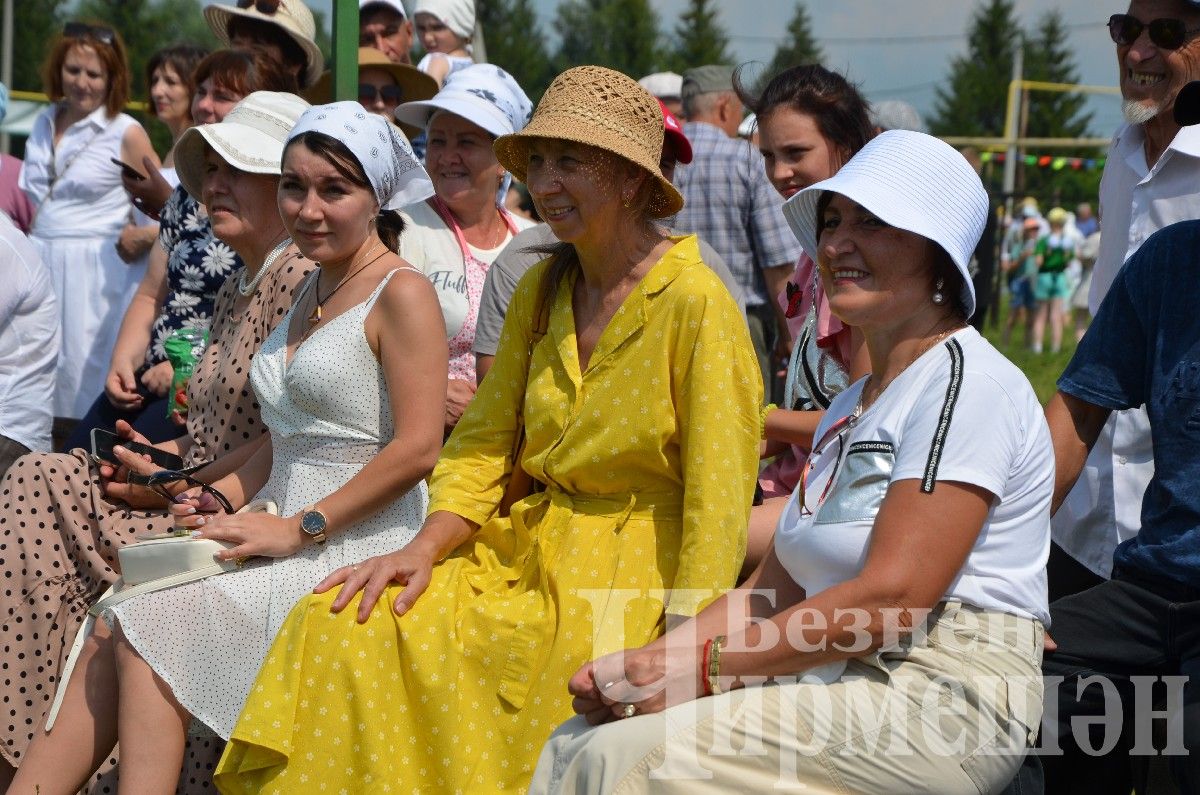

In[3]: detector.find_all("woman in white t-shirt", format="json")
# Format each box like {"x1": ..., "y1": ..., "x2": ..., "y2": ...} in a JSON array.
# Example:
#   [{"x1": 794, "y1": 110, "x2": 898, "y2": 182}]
[
  {"x1": 393, "y1": 64, "x2": 534, "y2": 431},
  {"x1": 530, "y1": 131, "x2": 1054, "y2": 795}
]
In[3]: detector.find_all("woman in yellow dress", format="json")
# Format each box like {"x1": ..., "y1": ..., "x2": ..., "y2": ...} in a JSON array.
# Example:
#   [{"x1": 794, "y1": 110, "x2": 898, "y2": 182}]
[{"x1": 215, "y1": 65, "x2": 762, "y2": 794}]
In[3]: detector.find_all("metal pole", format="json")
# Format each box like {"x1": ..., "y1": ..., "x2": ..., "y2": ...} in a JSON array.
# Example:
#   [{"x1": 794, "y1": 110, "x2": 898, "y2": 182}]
[
  {"x1": 332, "y1": 0, "x2": 359, "y2": 101},
  {"x1": 1002, "y1": 46, "x2": 1023, "y2": 207},
  {"x1": 1, "y1": 0, "x2": 13, "y2": 154}
]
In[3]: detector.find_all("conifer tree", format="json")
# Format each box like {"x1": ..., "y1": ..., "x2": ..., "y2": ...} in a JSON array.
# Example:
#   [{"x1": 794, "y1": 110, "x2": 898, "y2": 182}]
[{"x1": 668, "y1": 0, "x2": 732, "y2": 73}]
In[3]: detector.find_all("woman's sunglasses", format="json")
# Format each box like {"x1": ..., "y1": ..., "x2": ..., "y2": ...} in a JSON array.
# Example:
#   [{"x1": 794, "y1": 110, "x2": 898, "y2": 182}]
[
  {"x1": 63, "y1": 22, "x2": 115, "y2": 46},
  {"x1": 797, "y1": 413, "x2": 856, "y2": 517},
  {"x1": 237, "y1": 0, "x2": 281, "y2": 13},
  {"x1": 1108, "y1": 13, "x2": 1200, "y2": 50},
  {"x1": 144, "y1": 470, "x2": 235, "y2": 515},
  {"x1": 358, "y1": 84, "x2": 404, "y2": 106}
]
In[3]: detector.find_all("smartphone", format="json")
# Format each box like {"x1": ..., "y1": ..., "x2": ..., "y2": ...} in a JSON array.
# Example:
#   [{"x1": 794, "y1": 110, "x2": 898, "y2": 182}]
[
  {"x1": 110, "y1": 157, "x2": 146, "y2": 182},
  {"x1": 90, "y1": 427, "x2": 184, "y2": 471}
]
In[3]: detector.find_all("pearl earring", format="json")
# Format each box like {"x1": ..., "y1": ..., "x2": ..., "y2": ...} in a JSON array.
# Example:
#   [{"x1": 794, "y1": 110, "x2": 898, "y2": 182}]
[{"x1": 932, "y1": 277, "x2": 947, "y2": 305}]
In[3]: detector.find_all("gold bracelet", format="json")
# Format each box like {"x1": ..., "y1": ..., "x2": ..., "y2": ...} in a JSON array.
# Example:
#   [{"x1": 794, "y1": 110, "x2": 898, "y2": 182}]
[{"x1": 707, "y1": 634, "x2": 726, "y2": 696}]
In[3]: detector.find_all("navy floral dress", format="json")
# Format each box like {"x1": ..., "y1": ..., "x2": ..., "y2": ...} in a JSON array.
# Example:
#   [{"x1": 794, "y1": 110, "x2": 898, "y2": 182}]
[{"x1": 148, "y1": 185, "x2": 242, "y2": 364}]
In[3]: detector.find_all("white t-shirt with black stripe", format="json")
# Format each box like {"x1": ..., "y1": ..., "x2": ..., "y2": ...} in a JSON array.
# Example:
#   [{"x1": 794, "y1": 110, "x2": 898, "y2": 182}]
[{"x1": 774, "y1": 326, "x2": 1053, "y2": 629}]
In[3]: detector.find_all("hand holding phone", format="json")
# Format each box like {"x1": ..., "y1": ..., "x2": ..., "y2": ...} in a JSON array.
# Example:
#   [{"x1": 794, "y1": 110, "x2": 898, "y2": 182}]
[
  {"x1": 90, "y1": 427, "x2": 184, "y2": 471},
  {"x1": 110, "y1": 157, "x2": 146, "y2": 182}
]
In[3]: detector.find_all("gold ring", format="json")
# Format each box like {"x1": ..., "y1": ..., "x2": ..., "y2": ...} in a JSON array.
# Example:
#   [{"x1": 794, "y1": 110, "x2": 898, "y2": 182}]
[
  {"x1": 621, "y1": 703, "x2": 636, "y2": 719},
  {"x1": 235, "y1": 556, "x2": 248, "y2": 567}
]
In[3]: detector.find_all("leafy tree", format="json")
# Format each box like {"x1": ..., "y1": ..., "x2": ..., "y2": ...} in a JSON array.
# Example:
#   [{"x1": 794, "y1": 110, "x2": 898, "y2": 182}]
[
  {"x1": 763, "y1": 1, "x2": 823, "y2": 79},
  {"x1": 1021, "y1": 9, "x2": 1098, "y2": 207},
  {"x1": 929, "y1": 0, "x2": 1018, "y2": 138},
  {"x1": 1023, "y1": 9, "x2": 1092, "y2": 139},
  {"x1": 478, "y1": 0, "x2": 554, "y2": 101},
  {"x1": 667, "y1": 0, "x2": 732, "y2": 74},
  {"x1": 11, "y1": 0, "x2": 70, "y2": 94},
  {"x1": 552, "y1": 0, "x2": 661, "y2": 80}
]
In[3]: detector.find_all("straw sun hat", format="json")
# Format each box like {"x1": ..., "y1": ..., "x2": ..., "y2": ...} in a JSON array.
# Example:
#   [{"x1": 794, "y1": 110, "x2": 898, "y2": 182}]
[
  {"x1": 783, "y1": 129, "x2": 988, "y2": 318},
  {"x1": 175, "y1": 91, "x2": 311, "y2": 200},
  {"x1": 204, "y1": 0, "x2": 325, "y2": 88},
  {"x1": 493, "y1": 65, "x2": 684, "y2": 218}
]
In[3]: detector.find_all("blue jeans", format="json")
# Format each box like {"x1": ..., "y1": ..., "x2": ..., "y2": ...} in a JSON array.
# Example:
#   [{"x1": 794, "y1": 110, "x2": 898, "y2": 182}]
[{"x1": 63, "y1": 387, "x2": 181, "y2": 451}]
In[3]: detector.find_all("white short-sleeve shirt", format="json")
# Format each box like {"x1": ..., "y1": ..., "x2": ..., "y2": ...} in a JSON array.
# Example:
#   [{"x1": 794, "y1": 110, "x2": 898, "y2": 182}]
[{"x1": 774, "y1": 327, "x2": 1053, "y2": 630}]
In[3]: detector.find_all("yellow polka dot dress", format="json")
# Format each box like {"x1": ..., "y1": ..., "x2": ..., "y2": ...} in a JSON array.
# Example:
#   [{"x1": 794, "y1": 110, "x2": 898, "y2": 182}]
[{"x1": 214, "y1": 237, "x2": 762, "y2": 794}]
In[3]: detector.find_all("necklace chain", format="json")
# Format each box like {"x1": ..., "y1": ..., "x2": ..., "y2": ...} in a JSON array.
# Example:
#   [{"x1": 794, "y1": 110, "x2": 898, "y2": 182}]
[
  {"x1": 238, "y1": 238, "x2": 292, "y2": 297},
  {"x1": 855, "y1": 326, "x2": 963, "y2": 417},
  {"x1": 307, "y1": 242, "x2": 386, "y2": 327}
]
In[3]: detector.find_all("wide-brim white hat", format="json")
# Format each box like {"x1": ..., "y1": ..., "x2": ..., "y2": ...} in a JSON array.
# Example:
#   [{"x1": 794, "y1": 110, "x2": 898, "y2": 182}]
[
  {"x1": 175, "y1": 91, "x2": 311, "y2": 200},
  {"x1": 204, "y1": 1, "x2": 325, "y2": 88},
  {"x1": 783, "y1": 129, "x2": 987, "y2": 318}
]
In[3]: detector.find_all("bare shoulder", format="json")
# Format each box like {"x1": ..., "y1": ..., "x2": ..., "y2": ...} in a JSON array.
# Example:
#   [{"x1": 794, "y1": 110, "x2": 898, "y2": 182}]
[{"x1": 373, "y1": 257, "x2": 442, "y2": 317}]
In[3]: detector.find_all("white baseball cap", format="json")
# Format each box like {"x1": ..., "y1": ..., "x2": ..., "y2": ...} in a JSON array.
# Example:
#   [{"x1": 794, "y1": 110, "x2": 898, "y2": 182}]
[{"x1": 360, "y1": 0, "x2": 407, "y2": 19}]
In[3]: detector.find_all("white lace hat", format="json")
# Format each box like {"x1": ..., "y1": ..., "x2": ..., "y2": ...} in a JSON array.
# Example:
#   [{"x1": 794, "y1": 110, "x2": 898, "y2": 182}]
[
  {"x1": 175, "y1": 91, "x2": 311, "y2": 200},
  {"x1": 783, "y1": 129, "x2": 988, "y2": 317},
  {"x1": 204, "y1": 0, "x2": 325, "y2": 87}
]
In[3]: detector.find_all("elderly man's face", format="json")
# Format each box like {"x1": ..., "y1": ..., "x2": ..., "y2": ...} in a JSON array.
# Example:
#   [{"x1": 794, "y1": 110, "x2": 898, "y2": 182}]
[
  {"x1": 1117, "y1": 0, "x2": 1200, "y2": 123},
  {"x1": 360, "y1": 7, "x2": 413, "y2": 65}
]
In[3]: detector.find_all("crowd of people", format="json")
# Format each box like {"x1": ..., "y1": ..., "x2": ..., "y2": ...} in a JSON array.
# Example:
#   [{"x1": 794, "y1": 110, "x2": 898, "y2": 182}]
[{"x1": 0, "y1": 0, "x2": 1196, "y2": 794}]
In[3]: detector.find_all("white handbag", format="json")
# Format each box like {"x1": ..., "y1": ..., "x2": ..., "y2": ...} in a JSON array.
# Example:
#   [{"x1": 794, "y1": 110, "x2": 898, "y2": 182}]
[{"x1": 45, "y1": 499, "x2": 279, "y2": 730}]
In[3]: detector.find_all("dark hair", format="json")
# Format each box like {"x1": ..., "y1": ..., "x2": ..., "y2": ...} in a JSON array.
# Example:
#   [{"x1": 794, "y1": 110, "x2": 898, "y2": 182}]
[
  {"x1": 226, "y1": 16, "x2": 309, "y2": 77},
  {"x1": 814, "y1": 191, "x2": 970, "y2": 322},
  {"x1": 145, "y1": 44, "x2": 208, "y2": 120},
  {"x1": 734, "y1": 64, "x2": 875, "y2": 168},
  {"x1": 931, "y1": 245, "x2": 970, "y2": 321},
  {"x1": 285, "y1": 131, "x2": 406, "y2": 252},
  {"x1": 193, "y1": 48, "x2": 299, "y2": 98},
  {"x1": 44, "y1": 22, "x2": 131, "y2": 117}
]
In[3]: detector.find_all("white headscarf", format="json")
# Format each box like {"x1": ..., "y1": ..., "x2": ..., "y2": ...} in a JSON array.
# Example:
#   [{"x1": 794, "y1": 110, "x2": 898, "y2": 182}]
[
  {"x1": 413, "y1": 0, "x2": 475, "y2": 40},
  {"x1": 288, "y1": 101, "x2": 434, "y2": 210}
]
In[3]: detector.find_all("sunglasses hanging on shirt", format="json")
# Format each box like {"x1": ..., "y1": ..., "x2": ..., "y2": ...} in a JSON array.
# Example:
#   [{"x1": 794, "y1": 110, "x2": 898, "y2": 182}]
[{"x1": 1108, "y1": 13, "x2": 1200, "y2": 50}]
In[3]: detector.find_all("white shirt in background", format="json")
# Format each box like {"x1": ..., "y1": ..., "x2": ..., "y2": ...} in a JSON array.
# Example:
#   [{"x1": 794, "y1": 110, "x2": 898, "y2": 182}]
[
  {"x1": 1054, "y1": 121, "x2": 1200, "y2": 577},
  {"x1": 0, "y1": 213, "x2": 59, "y2": 452}
]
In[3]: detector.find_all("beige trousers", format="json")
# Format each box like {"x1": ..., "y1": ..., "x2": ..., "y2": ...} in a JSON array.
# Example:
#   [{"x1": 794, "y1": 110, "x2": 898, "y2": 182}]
[{"x1": 529, "y1": 602, "x2": 1043, "y2": 795}]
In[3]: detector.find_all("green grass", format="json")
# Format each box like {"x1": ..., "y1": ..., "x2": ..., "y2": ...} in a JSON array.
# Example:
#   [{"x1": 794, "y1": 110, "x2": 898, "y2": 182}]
[{"x1": 978, "y1": 308, "x2": 1081, "y2": 404}]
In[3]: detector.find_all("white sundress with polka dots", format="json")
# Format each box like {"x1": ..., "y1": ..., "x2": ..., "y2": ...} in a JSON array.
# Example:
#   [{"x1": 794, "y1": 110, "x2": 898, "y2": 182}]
[{"x1": 107, "y1": 268, "x2": 427, "y2": 739}]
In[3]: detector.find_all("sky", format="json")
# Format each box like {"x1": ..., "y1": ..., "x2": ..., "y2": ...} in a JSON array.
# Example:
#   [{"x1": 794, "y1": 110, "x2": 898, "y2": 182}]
[{"x1": 308, "y1": 0, "x2": 1125, "y2": 137}]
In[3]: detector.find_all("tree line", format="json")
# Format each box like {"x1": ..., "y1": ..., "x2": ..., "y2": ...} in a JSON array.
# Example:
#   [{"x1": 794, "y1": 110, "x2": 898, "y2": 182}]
[{"x1": 11, "y1": 0, "x2": 1099, "y2": 205}]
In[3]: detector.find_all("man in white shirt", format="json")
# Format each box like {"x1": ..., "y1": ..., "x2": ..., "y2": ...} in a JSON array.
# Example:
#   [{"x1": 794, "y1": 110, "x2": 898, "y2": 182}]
[
  {"x1": 0, "y1": 213, "x2": 58, "y2": 474},
  {"x1": 1050, "y1": 0, "x2": 1200, "y2": 600}
]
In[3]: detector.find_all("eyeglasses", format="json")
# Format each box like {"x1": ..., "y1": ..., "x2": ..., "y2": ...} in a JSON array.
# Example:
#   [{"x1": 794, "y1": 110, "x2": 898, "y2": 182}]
[
  {"x1": 63, "y1": 22, "x2": 115, "y2": 46},
  {"x1": 144, "y1": 470, "x2": 235, "y2": 515},
  {"x1": 358, "y1": 83, "x2": 404, "y2": 106},
  {"x1": 236, "y1": 0, "x2": 281, "y2": 13},
  {"x1": 797, "y1": 413, "x2": 856, "y2": 517},
  {"x1": 1108, "y1": 13, "x2": 1200, "y2": 50}
]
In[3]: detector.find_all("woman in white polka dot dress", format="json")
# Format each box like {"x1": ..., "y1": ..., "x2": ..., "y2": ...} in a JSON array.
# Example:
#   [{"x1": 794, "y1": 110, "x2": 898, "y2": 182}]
[{"x1": 11, "y1": 99, "x2": 445, "y2": 792}]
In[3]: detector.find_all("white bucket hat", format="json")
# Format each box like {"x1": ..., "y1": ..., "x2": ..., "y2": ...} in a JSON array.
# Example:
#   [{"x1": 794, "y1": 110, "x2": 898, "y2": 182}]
[
  {"x1": 783, "y1": 130, "x2": 988, "y2": 318},
  {"x1": 175, "y1": 91, "x2": 312, "y2": 200},
  {"x1": 204, "y1": 0, "x2": 325, "y2": 88},
  {"x1": 394, "y1": 63, "x2": 531, "y2": 138}
]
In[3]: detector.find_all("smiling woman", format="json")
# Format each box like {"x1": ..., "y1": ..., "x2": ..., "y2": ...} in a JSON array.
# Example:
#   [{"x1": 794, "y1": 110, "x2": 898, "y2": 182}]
[
  {"x1": 392, "y1": 63, "x2": 535, "y2": 430},
  {"x1": 18, "y1": 22, "x2": 162, "y2": 425},
  {"x1": 214, "y1": 65, "x2": 762, "y2": 795}
]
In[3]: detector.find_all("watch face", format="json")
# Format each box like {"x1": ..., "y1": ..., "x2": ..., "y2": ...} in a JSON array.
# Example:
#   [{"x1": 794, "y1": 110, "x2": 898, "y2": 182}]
[{"x1": 301, "y1": 511, "x2": 326, "y2": 535}]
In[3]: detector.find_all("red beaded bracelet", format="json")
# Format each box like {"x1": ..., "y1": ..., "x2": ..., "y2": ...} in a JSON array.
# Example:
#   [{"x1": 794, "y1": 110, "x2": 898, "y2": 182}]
[{"x1": 701, "y1": 638, "x2": 715, "y2": 696}]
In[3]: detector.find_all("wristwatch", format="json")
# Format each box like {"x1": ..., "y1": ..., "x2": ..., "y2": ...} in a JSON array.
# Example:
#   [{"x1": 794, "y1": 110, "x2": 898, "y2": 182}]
[{"x1": 299, "y1": 506, "x2": 328, "y2": 545}]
